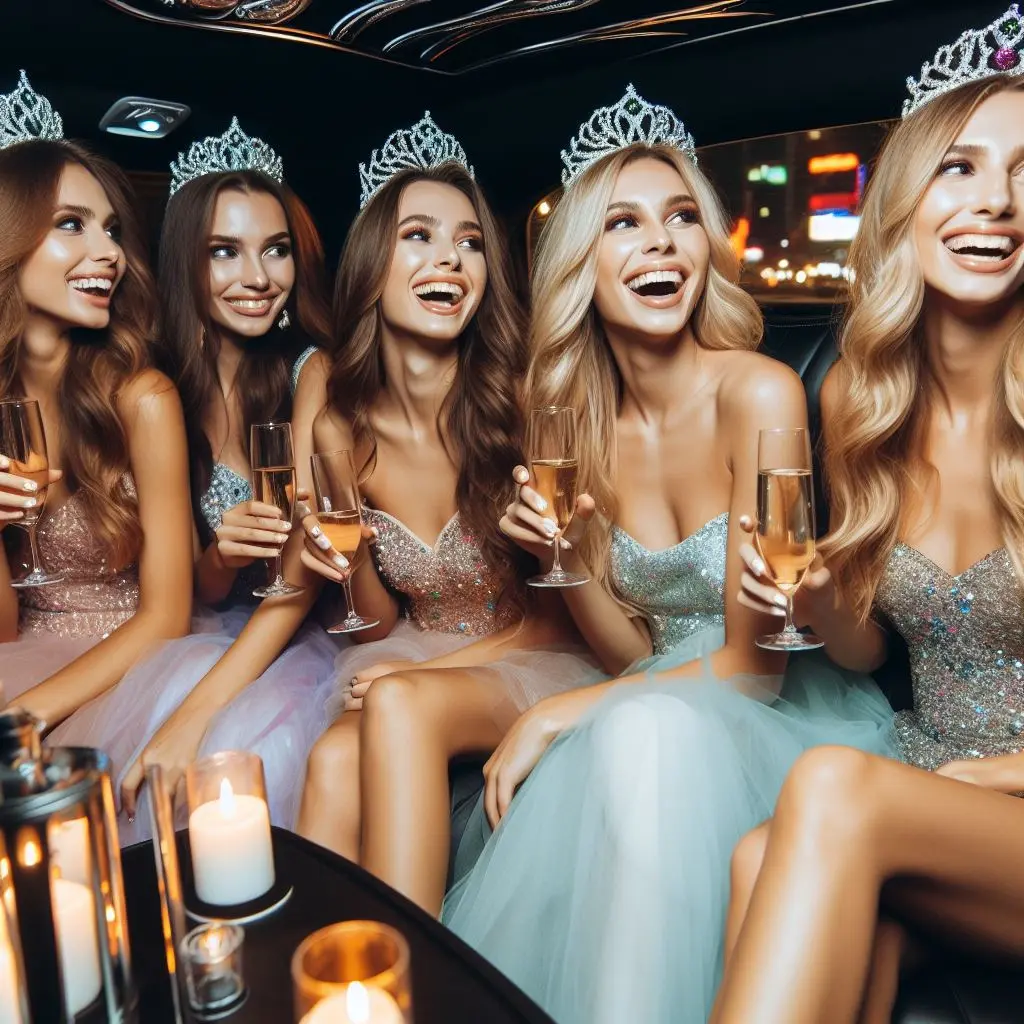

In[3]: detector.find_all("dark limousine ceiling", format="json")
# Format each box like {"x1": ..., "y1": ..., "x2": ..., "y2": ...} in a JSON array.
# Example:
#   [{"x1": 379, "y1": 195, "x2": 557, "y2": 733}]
[{"x1": 6, "y1": 0, "x2": 972, "y2": 250}]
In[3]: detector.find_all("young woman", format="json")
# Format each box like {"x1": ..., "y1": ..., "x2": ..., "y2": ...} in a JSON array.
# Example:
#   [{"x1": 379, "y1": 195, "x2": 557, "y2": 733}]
[
  {"x1": 0, "y1": 72, "x2": 193, "y2": 714},
  {"x1": 119, "y1": 115, "x2": 593, "y2": 893},
  {"x1": 710, "y1": 12, "x2": 1024, "y2": 1024},
  {"x1": 48, "y1": 119, "x2": 339, "y2": 838},
  {"x1": 441, "y1": 86, "x2": 896, "y2": 1024}
]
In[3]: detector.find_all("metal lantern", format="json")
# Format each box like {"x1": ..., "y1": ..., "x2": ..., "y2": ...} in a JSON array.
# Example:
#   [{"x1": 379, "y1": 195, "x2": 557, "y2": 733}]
[{"x1": 0, "y1": 708, "x2": 135, "y2": 1022}]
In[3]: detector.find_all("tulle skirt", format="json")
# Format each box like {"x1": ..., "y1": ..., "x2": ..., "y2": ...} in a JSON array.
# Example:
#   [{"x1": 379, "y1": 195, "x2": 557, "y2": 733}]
[
  {"x1": 442, "y1": 626, "x2": 898, "y2": 1024},
  {"x1": 47, "y1": 607, "x2": 341, "y2": 845},
  {"x1": 329, "y1": 618, "x2": 603, "y2": 730}
]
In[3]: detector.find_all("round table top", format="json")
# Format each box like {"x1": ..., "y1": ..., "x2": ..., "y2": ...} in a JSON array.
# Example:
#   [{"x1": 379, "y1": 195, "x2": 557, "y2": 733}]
[{"x1": 124, "y1": 826, "x2": 554, "y2": 1024}]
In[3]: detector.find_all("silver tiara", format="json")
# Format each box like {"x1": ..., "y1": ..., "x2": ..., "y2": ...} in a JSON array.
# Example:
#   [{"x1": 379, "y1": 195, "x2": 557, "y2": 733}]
[
  {"x1": 358, "y1": 111, "x2": 474, "y2": 210},
  {"x1": 903, "y1": 5, "x2": 1023, "y2": 118},
  {"x1": 561, "y1": 84, "x2": 697, "y2": 188},
  {"x1": 169, "y1": 116, "x2": 284, "y2": 197},
  {"x1": 0, "y1": 71, "x2": 64, "y2": 150}
]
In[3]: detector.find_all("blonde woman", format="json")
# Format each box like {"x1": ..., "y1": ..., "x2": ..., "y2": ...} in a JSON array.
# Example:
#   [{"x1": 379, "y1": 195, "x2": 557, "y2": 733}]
[
  {"x1": 710, "y1": 9, "x2": 1024, "y2": 1023},
  {"x1": 441, "y1": 86, "x2": 895, "y2": 1024}
]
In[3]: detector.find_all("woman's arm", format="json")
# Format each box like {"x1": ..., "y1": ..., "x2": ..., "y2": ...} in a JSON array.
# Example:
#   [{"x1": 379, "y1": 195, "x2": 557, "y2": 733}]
[
  {"x1": 0, "y1": 537, "x2": 16, "y2": 643},
  {"x1": 16, "y1": 371, "x2": 194, "y2": 725}
]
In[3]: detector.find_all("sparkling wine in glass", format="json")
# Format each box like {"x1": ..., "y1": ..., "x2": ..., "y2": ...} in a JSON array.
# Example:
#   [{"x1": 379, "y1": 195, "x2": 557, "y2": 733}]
[
  {"x1": 754, "y1": 427, "x2": 824, "y2": 651},
  {"x1": 250, "y1": 422, "x2": 303, "y2": 599},
  {"x1": 311, "y1": 449, "x2": 380, "y2": 634},
  {"x1": 527, "y1": 406, "x2": 589, "y2": 589},
  {"x1": 1, "y1": 398, "x2": 64, "y2": 588}
]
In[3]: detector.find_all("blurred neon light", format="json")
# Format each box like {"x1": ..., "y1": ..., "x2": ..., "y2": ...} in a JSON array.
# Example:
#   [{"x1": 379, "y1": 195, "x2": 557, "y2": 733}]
[
  {"x1": 808, "y1": 153, "x2": 859, "y2": 174},
  {"x1": 809, "y1": 213, "x2": 860, "y2": 242}
]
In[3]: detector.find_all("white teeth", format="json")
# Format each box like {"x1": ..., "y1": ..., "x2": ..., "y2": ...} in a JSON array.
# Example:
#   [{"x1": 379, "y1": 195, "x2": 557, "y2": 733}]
[
  {"x1": 227, "y1": 298, "x2": 272, "y2": 309},
  {"x1": 626, "y1": 269, "x2": 684, "y2": 291},
  {"x1": 413, "y1": 281, "x2": 465, "y2": 301},
  {"x1": 70, "y1": 277, "x2": 112, "y2": 292},
  {"x1": 945, "y1": 233, "x2": 1017, "y2": 257}
]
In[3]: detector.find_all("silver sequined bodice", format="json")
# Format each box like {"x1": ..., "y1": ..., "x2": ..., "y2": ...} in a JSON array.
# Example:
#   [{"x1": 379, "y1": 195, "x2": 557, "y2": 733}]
[
  {"x1": 877, "y1": 544, "x2": 1024, "y2": 769},
  {"x1": 365, "y1": 508, "x2": 516, "y2": 636},
  {"x1": 610, "y1": 512, "x2": 728, "y2": 655}
]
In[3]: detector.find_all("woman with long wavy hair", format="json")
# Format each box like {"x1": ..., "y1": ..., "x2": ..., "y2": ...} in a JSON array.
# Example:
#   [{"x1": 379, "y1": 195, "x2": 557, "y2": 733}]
[
  {"x1": 0, "y1": 72, "x2": 193, "y2": 718},
  {"x1": 709, "y1": 13, "x2": 1024, "y2": 1024},
  {"x1": 120, "y1": 115, "x2": 595, "y2": 898},
  {"x1": 441, "y1": 87, "x2": 895, "y2": 1024},
  {"x1": 52, "y1": 121, "x2": 342, "y2": 840}
]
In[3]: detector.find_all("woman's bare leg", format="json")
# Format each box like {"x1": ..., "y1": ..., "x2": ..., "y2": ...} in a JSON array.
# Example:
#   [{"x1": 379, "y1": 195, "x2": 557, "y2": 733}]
[
  {"x1": 712, "y1": 746, "x2": 1024, "y2": 1024},
  {"x1": 360, "y1": 668, "x2": 506, "y2": 915},
  {"x1": 296, "y1": 710, "x2": 363, "y2": 860}
]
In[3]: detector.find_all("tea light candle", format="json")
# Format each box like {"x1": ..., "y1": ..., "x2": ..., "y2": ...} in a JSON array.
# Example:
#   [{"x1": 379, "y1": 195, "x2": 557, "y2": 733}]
[
  {"x1": 300, "y1": 983, "x2": 403, "y2": 1024},
  {"x1": 52, "y1": 878, "x2": 102, "y2": 1015},
  {"x1": 189, "y1": 778, "x2": 273, "y2": 905},
  {"x1": 180, "y1": 923, "x2": 245, "y2": 1013}
]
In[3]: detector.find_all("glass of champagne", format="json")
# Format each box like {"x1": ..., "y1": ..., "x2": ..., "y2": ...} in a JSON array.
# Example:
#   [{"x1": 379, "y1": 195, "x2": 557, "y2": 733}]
[
  {"x1": 526, "y1": 406, "x2": 590, "y2": 588},
  {"x1": 311, "y1": 449, "x2": 380, "y2": 634},
  {"x1": 0, "y1": 398, "x2": 63, "y2": 588},
  {"x1": 754, "y1": 427, "x2": 824, "y2": 651},
  {"x1": 250, "y1": 422, "x2": 304, "y2": 599}
]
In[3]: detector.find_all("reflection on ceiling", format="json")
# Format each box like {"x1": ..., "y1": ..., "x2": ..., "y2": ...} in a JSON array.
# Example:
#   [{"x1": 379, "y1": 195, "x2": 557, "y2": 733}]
[{"x1": 103, "y1": 0, "x2": 786, "y2": 74}]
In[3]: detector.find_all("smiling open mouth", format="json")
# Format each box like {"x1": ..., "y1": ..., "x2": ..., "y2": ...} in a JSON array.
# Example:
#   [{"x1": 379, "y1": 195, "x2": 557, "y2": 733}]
[
  {"x1": 227, "y1": 298, "x2": 274, "y2": 310},
  {"x1": 945, "y1": 234, "x2": 1021, "y2": 262},
  {"x1": 70, "y1": 277, "x2": 113, "y2": 297},
  {"x1": 626, "y1": 269, "x2": 684, "y2": 297},
  {"x1": 413, "y1": 281, "x2": 465, "y2": 306}
]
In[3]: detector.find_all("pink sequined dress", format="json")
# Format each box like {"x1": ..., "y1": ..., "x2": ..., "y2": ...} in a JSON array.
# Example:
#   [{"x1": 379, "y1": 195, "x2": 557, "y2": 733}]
[{"x1": 328, "y1": 507, "x2": 601, "y2": 726}]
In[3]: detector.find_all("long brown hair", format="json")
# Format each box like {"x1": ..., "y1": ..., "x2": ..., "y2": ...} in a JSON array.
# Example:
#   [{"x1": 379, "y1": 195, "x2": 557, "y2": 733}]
[
  {"x1": 527, "y1": 144, "x2": 762, "y2": 586},
  {"x1": 820, "y1": 76, "x2": 1024, "y2": 621},
  {"x1": 0, "y1": 139, "x2": 155, "y2": 567},
  {"x1": 156, "y1": 171, "x2": 331, "y2": 531},
  {"x1": 328, "y1": 163, "x2": 529, "y2": 588}
]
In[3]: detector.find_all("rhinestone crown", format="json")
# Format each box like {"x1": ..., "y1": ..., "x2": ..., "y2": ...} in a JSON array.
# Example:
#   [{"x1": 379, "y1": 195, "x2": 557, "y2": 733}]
[
  {"x1": 169, "y1": 116, "x2": 284, "y2": 196},
  {"x1": 358, "y1": 111, "x2": 474, "y2": 210},
  {"x1": 0, "y1": 71, "x2": 64, "y2": 150},
  {"x1": 561, "y1": 84, "x2": 697, "y2": 188},
  {"x1": 904, "y1": 5, "x2": 1023, "y2": 118}
]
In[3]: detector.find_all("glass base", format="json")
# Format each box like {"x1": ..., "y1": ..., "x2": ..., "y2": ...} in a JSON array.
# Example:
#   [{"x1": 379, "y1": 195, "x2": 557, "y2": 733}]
[
  {"x1": 327, "y1": 615, "x2": 380, "y2": 635},
  {"x1": 253, "y1": 579, "x2": 304, "y2": 598},
  {"x1": 10, "y1": 569, "x2": 65, "y2": 589},
  {"x1": 527, "y1": 569, "x2": 590, "y2": 589},
  {"x1": 756, "y1": 630, "x2": 825, "y2": 652}
]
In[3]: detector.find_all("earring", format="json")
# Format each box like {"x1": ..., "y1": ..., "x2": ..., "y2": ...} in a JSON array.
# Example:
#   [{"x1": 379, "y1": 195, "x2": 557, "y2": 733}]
[{"x1": 277, "y1": 308, "x2": 291, "y2": 331}]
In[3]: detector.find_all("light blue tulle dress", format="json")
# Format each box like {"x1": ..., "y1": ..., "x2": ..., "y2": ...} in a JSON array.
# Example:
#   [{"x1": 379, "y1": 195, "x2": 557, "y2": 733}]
[
  {"x1": 44, "y1": 347, "x2": 341, "y2": 844},
  {"x1": 442, "y1": 513, "x2": 898, "y2": 1024}
]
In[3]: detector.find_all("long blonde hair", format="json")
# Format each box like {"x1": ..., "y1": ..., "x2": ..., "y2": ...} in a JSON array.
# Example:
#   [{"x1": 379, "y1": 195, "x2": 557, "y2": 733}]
[
  {"x1": 820, "y1": 76, "x2": 1024, "y2": 621},
  {"x1": 525, "y1": 143, "x2": 762, "y2": 585}
]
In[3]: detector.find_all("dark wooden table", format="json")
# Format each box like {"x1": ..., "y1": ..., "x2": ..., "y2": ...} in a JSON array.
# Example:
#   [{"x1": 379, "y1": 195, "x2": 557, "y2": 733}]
[{"x1": 124, "y1": 827, "x2": 555, "y2": 1023}]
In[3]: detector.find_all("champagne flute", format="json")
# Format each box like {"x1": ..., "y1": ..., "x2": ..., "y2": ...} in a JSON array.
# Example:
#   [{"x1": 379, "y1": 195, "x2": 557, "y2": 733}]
[
  {"x1": 311, "y1": 449, "x2": 380, "y2": 634},
  {"x1": 526, "y1": 406, "x2": 590, "y2": 588},
  {"x1": 0, "y1": 398, "x2": 64, "y2": 588},
  {"x1": 250, "y1": 422, "x2": 304, "y2": 598},
  {"x1": 754, "y1": 427, "x2": 824, "y2": 651}
]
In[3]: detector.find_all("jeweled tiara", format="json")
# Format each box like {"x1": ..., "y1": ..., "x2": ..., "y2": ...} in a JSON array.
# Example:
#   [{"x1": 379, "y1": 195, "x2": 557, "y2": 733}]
[
  {"x1": 903, "y1": 5, "x2": 1023, "y2": 118},
  {"x1": 169, "y1": 116, "x2": 284, "y2": 196},
  {"x1": 0, "y1": 70, "x2": 64, "y2": 150},
  {"x1": 560, "y1": 84, "x2": 697, "y2": 188},
  {"x1": 358, "y1": 111, "x2": 474, "y2": 210}
]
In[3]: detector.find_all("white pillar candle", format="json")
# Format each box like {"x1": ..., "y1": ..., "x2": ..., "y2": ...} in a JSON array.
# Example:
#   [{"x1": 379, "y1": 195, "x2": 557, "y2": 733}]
[
  {"x1": 188, "y1": 779, "x2": 274, "y2": 906},
  {"x1": 52, "y1": 878, "x2": 102, "y2": 1015},
  {"x1": 51, "y1": 818, "x2": 90, "y2": 886},
  {"x1": 300, "y1": 983, "x2": 403, "y2": 1024}
]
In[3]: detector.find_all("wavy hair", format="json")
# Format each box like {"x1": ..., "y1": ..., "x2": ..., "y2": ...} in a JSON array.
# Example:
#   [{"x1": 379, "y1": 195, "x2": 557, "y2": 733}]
[
  {"x1": 820, "y1": 76, "x2": 1024, "y2": 621},
  {"x1": 0, "y1": 139, "x2": 155, "y2": 567},
  {"x1": 155, "y1": 171, "x2": 332, "y2": 536},
  {"x1": 525, "y1": 143, "x2": 762, "y2": 586},
  {"x1": 327, "y1": 164, "x2": 529, "y2": 593}
]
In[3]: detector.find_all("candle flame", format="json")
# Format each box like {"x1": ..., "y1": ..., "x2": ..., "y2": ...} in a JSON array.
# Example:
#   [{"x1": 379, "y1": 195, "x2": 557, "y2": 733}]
[
  {"x1": 19, "y1": 839, "x2": 41, "y2": 868},
  {"x1": 346, "y1": 982, "x2": 370, "y2": 1023},
  {"x1": 218, "y1": 777, "x2": 236, "y2": 818}
]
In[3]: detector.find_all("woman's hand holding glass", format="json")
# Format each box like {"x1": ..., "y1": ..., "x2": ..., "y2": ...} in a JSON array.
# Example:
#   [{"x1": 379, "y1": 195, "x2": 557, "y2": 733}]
[
  {"x1": 214, "y1": 500, "x2": 292, "y2": 569},
  {"x1": 500, "y1": 465, "x2": 596, "y2": 565},
  {"x1": 0, "y1": 453, "x2": 61, "y2": 529},
  {"x1": 299, "y1": 512, "x2": 377, "y2": 583}
]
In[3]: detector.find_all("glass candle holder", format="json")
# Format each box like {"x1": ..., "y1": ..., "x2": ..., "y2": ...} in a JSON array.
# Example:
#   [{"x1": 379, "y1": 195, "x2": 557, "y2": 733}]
[
  {"x1": 186, "y1": 752, "x2": 274, "y2": 907},
  {"x1": 292, "y1": 921, "x2": 412, "y2": 1022},
  {"x1": 180, "y1": 923, "x2": 245, "y2": 1014}
]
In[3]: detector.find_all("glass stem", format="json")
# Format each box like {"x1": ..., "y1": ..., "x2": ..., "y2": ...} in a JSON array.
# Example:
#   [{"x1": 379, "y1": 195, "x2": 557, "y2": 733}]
[
  {"x1": 27, "y1": 524, "x2": 44, "y2": 575},
  {"x1": 270, "y1": 552, "x2": 284, "y2": 585},
  {"x1": 341, "y1": 577, "x2": 358, "y2": 622},
  {"x1": 783, "y1": 590, "x2": 797, "y2": 635},
  {"x1": 550, "y1": 532, "x2": 564, "y2": 575}
]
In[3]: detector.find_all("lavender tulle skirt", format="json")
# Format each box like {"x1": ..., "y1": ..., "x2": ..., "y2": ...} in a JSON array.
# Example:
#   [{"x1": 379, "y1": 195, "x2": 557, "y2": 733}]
[
  {"x1": 329, "y1": 619, "x2": 603, "y2": 729},
  {"x1": 32, "y1": 607, "x2": 341, "y2": 845}
]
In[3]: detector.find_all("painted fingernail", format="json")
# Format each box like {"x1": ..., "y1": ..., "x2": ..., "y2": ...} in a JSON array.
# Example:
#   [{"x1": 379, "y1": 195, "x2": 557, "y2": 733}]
[
  {"x1": 309, "y1": 525, "x2": 322, "y2": 538},
  {"x1": 23, "y1": 497, "x2": 36, "y2": 508},
  {"x1": 536, "y1": 497, "x2": 548, "y2": 512},
  {"x1": 280, "y1": 521, "x2": 292, "y2": 531},
  {"x1": 0, "y1": 456, "x2": 8, "y2": 469},
  {"x1": 772, "y1": 607, "x2": 787, "y2": 616},
  {"x1": 315, "y1": 534, "x2": 331, "y2": 550},
  {"x1": 542, "y1": 519, "x2": 557, "y2": 537},
  {"x1": 127, "y1": 814, "x2": 135, "y2": 824},
  {"x1": 752, "y1": 558, "x2": 765, "y2": 575},
  {"x1": 22, "y1": 480, "x2": 37, "y2": 492},
  {"x1": 774, "y1": 594, "x2": 788, "y2": 608},
  {"x1": 333, "y1": 554, "x2": 350, "y2": 569}
]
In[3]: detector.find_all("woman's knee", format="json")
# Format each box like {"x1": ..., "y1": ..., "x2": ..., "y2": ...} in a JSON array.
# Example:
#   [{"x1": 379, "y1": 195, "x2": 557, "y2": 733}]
[
  {"x1": 305, "y1": 718, "x2": 361, "y2": 793},
  {"x1": 731, "y1": 821, "x2": 771, "y2": 895}
]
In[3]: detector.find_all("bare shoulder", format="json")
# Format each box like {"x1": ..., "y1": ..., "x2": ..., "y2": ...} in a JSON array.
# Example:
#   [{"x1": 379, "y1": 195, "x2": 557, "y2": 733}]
[
  {"x1": 117, "y1": 368, "x2": 183, "y2": 426},
  {"x1": 296, "y1": 349, "x2": 331, "y2": 392},
  {"x1": 312, "y1": 405, "x2": 355, "y2": 450},
  {"x1": 717, "y1": 349, "x2": 806, "y2": 422}
]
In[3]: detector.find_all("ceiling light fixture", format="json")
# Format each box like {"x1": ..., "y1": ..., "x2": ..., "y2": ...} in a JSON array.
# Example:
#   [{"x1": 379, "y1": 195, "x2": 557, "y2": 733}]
[{"x1": 99, "y1": 97, "x2": 191, "y2": 139}]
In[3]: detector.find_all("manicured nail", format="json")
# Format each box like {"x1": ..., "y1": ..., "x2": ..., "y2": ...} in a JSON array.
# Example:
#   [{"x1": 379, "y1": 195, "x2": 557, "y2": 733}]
[
  {"x1": 127, "y1": 814, "x2": 135, "y2": 824},
  {"x1": 315, "y1": 534, "x2": 331, "y2": 550},
  {"x1": 0, "y1": 456, "x2": 8, "y2": 469},
  {"x1": 536, "y1": 497, "x2": 548, "y2": 512},
  {"x1": 772, "y1": 606, "x2": 787, "y2": 616},
  {"x1": 309, "y1": 525, "x2": 321, "y2": 538},
  {"x1": 332, "y1": 554, "x2": 349, "y2": 569},
  {"x1": 774, "y1": 594, "x2": 788, "y2": 608},
  {"x1": 542, "y1": 519, "x2": 557, "y2": 537},
  {"x1": 23, "y1": 497, "x2": 36, "y2": 508},
  {"x1": 280, "y1": 521, "x2": 292, "y2": 531},
  {"x1": 22, "y1": 480, "x2": 37, "y2": 492},
  {"x1": 752, "y1": 558, "x2": 765, "y2": 576}
]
